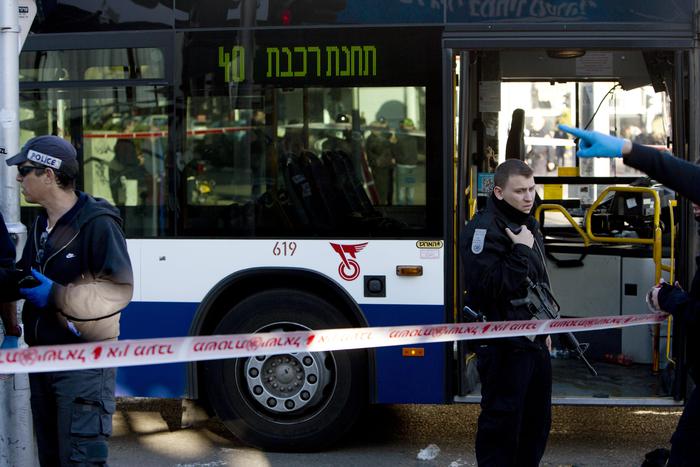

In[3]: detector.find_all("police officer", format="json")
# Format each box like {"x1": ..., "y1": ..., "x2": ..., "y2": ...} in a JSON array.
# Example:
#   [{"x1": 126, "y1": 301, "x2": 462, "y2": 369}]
[
  {"x1": 559, "y1": 124, "x2": 699, "y2": 467},
  {"x1": 5, "y1": 135, "x2": 133, "y2": 466},
  {"x1": 462, "y1": 159, "x2": 552, "y2": 467},
  {"x1": 366, "y1": 119, "x2": 397, "y2": 205}
]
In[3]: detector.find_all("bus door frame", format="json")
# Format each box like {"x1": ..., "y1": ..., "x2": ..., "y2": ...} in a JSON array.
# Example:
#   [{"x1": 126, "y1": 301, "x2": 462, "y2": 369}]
[
  {"x1": 672, "y1": 47, "x2": 698, "y2": 401},
  {"x1": 452, "y1": 50, "x2": 474, "y2": 397},
  {"x1": 446, "y1": 29, "x2": 697, "y2": 402}
]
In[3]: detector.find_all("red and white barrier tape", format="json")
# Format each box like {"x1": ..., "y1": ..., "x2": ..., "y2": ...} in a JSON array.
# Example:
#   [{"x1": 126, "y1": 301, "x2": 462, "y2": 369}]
[{"x1": 0, "y1": 313, "x2": 667, "y2": 374}]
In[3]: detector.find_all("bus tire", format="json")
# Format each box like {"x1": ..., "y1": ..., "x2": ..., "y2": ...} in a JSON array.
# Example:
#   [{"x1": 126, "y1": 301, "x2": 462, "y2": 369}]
[{"x1": 202, "y1": 289, "x2": 368, "y2": 452}]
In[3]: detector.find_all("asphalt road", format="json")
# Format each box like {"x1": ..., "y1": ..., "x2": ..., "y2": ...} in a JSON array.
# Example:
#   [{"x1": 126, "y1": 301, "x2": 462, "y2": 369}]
[{"x1": 109, "y1": 399, "x2": 681, "y2": 466}]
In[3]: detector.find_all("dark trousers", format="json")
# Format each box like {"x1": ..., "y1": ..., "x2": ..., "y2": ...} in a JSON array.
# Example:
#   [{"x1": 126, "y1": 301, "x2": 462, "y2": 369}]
[
  {"x1": 669, "y1": 384, "x2": 700, "y2": 466},
  {"x1": 29, "y1": 368, "x2": 116, "y2": 467},
  {"x1": 475, "y1": 344, "x2": 552, "y2": 467},
  {"x1": 371, "y1": 167, "x2": 393, "y2": 205}
]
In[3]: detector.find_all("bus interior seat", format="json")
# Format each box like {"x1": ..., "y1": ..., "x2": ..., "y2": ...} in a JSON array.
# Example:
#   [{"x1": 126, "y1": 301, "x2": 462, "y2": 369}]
[
  {"x1": 327, "y1": 150, "x2": 407, "y2": 232},
  {"x1": 299, "y1": 150, "x2": 342, "y2": 227},
  {"x1": 322, "y1": 150, "x2": 368, "y2": 217},
  {"x1": 278, "y1": 152, "x2": 314, "y2": 231},
  {"x1": 286, "y1": 152, "x2": 333, "y2": 232},
  {"x1": 253, "y1": 149, "x2": 409, "y2": 235},
  {"x1": 328, "y1": 150, "x2": 378, "y2": 215},
  {"x1": 255, "y1": 190, "x2": 297, "y2": 234}
]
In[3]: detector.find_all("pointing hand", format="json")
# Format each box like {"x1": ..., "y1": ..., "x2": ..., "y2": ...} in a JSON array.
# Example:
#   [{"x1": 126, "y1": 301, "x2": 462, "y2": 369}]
[{"x1": 558, "y1": 124, "x2": 627, "y2": 158}]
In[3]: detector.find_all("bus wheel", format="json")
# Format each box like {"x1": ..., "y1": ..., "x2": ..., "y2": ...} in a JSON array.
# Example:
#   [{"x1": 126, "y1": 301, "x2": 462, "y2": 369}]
[{"x1": 202, "y1": 289, "x2": 368, "y2": 452}]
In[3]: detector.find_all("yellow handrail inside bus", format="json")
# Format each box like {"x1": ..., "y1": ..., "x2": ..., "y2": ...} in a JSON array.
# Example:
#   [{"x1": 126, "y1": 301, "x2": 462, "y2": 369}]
[
  {"x1": 585, "y1": 186, "x2": 661, "y2": 245},
  {"x1": 534, "y1": 203, "x2": 591, "y2": 247},
  {"x1": 583, "y1": 186, "x2": 672, "y2": 372},
  {"x1": 665, "y1": 199, "x2": 676, "y2": 365},
  {"x1": 585, "y1": 186, "x2": 663, "y2": 279},
  {"x1": 468, "y1": 170, "x2": 477, "y2": 219}
]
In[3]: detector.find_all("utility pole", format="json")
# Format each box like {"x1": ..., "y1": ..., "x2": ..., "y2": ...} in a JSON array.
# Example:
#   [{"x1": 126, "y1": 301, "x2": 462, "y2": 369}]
[
  {"x1": 0, "y1": 0, "x2": 34, "y2": 252},
  {"x1": 0, "y1": 2, "x2": 38, "y2": 465},
  {"x1": 0, "y1": 0, "x2": 24, "y2": 250}
]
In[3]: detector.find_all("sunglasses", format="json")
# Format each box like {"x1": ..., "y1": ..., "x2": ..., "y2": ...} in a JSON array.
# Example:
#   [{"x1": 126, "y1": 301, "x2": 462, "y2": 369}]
[{"x1": 17, "y1": 165, "x2": 46, "y2": 177}]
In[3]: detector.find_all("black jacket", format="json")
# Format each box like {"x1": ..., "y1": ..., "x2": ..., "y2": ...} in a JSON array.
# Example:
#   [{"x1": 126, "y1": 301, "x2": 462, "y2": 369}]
[
  {"x1": 462, "y1": 195, "x2": 549, "y2": 349},
  {"x1": 624, "y1": 143, "x2": 700, "y2": 378},
  {"x1": 18, "y1": 192, "x2": 133, "y2": 346},
  {"x1": 0, "y1": 212, "x2": 15, "y2": 270},
  {"x1": 0, "y1": 211, "x2": 17, "y2": 301},
  {"x1": 657, "y1": 258, "x2": 700, "y2": 380},
  {"x1": 624, "y1": 143, "x2": 700, "y2": 202}
]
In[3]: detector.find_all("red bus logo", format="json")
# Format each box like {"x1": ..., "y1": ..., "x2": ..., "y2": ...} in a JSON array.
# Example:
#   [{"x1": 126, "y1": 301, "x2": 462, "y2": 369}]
[{"x1": 330, "y1": 242, "x2": 368, "y2": 281}]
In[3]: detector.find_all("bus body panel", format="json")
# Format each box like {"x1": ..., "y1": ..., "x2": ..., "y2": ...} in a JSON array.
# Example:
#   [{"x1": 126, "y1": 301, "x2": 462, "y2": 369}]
[
  {"x1": 118, "y1": 239, "x2": 447, "y2": 402},
  {"x1": 118, "y1": 301, "x2": 196, "y2": 397},
  {"x1": 131, "y1": 239, "x2": 444, "y2": 305},
  {"x1": 363, "y1": 304, "x2": 448, "y2": 403},
  {"x1": 117, "y1": 301, "x2": 447, "y2": 403}
]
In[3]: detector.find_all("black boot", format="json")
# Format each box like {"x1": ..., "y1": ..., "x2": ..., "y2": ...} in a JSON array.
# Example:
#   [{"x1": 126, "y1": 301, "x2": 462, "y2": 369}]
[{"x1": 641, "y1": 448, "x2": 670, "y2": 467}]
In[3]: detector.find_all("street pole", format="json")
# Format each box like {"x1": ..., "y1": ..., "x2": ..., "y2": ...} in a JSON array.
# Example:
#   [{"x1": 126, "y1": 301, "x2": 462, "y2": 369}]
[
  {"x1": 0, "y1": 2, "x2": 39, "y2": 465},
  {"x1": 0, "y1": 0, "x2": 26, "y2": 253}
]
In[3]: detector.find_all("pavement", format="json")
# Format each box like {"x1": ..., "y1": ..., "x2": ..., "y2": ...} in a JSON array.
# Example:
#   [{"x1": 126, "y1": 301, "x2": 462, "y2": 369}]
[{"x1": 108, "y1": 398, "x2": 682, "y2": 466}]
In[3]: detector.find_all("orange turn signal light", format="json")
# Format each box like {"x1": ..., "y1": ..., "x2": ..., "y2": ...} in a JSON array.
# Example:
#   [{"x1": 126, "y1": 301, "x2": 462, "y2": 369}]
[
  {"x1": 396, "y1": 265, "x2": 423, "y2": 276},
  {"x1": 402, "y1": 347, "x2": 425, "y2": 357}
]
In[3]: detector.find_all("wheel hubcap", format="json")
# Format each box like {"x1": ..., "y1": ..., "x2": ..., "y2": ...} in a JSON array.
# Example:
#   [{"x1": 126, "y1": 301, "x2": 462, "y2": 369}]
[{"x1": 244, "y1": 343, "x2": 331, "y2": 414}]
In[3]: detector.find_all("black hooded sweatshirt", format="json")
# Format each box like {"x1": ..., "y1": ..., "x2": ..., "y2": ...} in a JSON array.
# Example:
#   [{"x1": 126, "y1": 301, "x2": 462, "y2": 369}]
[
  {"x1": 16, "y1": 191, "x2": 133, "y2": 346},
  {"x1": 623, "y1": 144, "x2": 699, "y2": 377}
]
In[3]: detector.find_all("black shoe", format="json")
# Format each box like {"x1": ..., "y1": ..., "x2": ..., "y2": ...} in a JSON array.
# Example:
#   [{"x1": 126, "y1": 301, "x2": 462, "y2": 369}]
[{"x1": 641, "y1": 448, "x2": 670, "y2": 467}]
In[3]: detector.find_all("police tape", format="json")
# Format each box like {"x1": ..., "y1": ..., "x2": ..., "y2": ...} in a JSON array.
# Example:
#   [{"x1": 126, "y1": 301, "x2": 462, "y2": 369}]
[{"x1": 0, "y1": 313, "x2": 667, "y2": 374}]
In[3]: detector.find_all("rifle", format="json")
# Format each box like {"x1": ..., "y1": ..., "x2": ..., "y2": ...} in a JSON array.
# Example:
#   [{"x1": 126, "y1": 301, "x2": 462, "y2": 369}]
[
  {"x1": 463, "y1": 305, "x2": 486, "y2": 322},
  {"x1": 511, "y1": 277, "x2": 598, "y2": 376}
]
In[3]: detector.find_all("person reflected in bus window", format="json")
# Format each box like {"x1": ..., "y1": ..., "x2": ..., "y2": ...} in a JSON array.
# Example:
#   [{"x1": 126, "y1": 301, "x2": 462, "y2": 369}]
[
  {"x1": 552, "y1": 113, "x2": 573, "y2": 168},
  {"x1": 282, "y1": 120, "x2": 304, "y2": 156},
  {"x1": 5, "y1": 135, "x2": 133, "y2": 467},
  {"x1": 621, "y1": 123, "x2": 642, "y2": 142},
  {"x1": 110, "y1": 118, "x2": 148, "y2": 207},
  {"x1": 525, "y1": 115, "x2": 555, "y2": 174},
  {"x1": 461, "y1": 159, "x2": 553, "y2": 467},
  {"x1": 394, "y1": 118, "x2": 419, "y2": 205},
  {"x1": 321, "y1": 113, "x2": 353, "y2": 155},
  {"x1": 559, "y1": 124, "x2": 699, "y2": 467},
  {"x1": 365, "y1": 118, "x2": 397, "y2": 205},
  {"x1": 633, "y1": 115, "x2": 666, "y2": 146},
  {"x1": 250, "y1": 109, "x2": 270, "y2": 198}
]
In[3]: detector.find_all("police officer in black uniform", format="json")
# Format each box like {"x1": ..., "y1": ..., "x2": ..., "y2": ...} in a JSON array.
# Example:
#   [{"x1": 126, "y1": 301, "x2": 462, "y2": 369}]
[
  {"x1": 560, "y1": 124, "x2": 699, "y2": 467},
  {"x1": 462, "y1": 159, "x2": 552, "y2": 467}
]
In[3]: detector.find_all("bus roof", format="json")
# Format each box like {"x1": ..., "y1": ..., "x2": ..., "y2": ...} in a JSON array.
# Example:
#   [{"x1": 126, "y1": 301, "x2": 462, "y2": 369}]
[{"x1": 30, "y1": 0, "x2": 695, "y2": 33}]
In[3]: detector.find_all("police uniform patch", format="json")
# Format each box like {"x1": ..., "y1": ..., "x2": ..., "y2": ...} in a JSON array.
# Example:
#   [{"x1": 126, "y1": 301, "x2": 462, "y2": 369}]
[{"x1": 471, "y1": 228, "x2": 487, "y2": 254}]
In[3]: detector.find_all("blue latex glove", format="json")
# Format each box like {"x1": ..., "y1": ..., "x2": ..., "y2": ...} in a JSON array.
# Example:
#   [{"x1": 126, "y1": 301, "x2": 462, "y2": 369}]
[
  {"x1": 558, "y1": 124, "x2": 625, "y2": 158},
  {"x1": 0, "y1": 335, "x2": 18, "y2": 349},
  {"x1": 19, "y1": 269, "x2": 53, "y2": 309}
]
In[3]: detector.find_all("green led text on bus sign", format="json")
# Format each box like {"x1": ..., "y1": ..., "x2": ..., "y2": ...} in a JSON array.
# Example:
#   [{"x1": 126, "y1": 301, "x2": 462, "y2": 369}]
[{"x1": 218, "y1": 45, "x2": 377, "y2": 83}]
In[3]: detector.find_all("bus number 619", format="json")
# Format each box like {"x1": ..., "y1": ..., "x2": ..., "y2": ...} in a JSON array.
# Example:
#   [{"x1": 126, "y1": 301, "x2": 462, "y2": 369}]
[{"x1": 272, "y1": 241, "x2": 297, "y2": 256}]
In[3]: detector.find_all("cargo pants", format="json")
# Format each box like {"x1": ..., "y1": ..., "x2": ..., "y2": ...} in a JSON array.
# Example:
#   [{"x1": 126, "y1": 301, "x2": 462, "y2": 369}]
[
  {"x1": 669, "y1": 384, "x2": 700, "y2": 466},
  {"x1": 29, "y1": 368, "x2": 116, "y2": 466}
]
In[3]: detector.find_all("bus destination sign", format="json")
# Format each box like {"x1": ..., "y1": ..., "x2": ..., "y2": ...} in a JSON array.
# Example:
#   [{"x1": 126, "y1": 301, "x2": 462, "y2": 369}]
[{"x1": 218, "y1": 44, "x2": 377, "y2": 83}]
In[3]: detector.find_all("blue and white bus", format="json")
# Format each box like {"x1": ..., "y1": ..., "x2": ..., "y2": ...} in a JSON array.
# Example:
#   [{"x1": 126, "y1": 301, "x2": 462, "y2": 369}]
[{"x1": 11, "y1": 0, "x2": 698, "y2": 451}]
